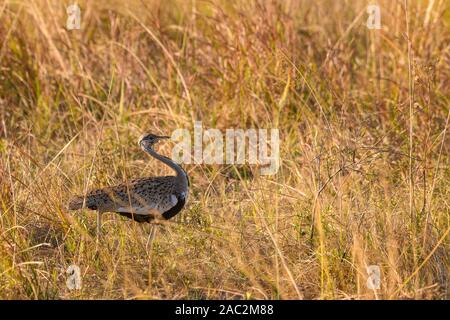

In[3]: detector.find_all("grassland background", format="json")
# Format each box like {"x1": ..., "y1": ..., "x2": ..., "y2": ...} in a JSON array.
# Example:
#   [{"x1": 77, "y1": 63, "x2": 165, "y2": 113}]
[{"x1": 0, "y1": 0, "x2": 449, "y2": 299}]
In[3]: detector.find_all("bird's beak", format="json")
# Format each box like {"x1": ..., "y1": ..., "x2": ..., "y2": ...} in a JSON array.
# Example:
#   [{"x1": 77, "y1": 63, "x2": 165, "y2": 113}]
[{"x1": 157, "y1": 135, "x2": 170, "y2": 140}]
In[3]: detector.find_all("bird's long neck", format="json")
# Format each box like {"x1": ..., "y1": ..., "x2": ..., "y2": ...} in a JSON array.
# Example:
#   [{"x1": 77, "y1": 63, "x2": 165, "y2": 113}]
[{"x1": 145, "y1": 146, "x2": 188, "y2": 186}]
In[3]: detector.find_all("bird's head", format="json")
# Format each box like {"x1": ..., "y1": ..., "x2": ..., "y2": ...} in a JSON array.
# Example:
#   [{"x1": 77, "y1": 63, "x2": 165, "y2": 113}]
[{"x1": 138, "y1": 133, "x2": 170, "y2": 150}]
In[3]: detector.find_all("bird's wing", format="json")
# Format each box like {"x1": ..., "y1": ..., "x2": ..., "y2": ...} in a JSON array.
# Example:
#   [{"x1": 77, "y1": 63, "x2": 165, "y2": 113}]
[
  {"x1": 156, "y1": 193, "x2": 179, "y2": 214},
  {"x1": 160, "y1": 192, "x2": 187, "y2": 220},
  {"x1": 80, "y1": 176, "x2": 176, "y2": 213}
]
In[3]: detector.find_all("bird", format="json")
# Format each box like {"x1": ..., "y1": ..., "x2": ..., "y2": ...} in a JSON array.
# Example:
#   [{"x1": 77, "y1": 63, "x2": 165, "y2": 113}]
[{"x1": 67, "y1": 133, "x2": 189, "y2": 238}]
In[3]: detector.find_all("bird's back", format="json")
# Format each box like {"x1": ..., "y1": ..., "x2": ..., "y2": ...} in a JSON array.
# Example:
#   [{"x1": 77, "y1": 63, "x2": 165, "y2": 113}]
[{"x1": 68, "y1": 176, "x2": 182, "y2": 216}]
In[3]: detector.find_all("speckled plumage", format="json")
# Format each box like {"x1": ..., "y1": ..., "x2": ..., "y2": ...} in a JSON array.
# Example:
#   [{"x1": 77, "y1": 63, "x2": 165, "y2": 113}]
[
  {"x1": 68, "y1": 133, "x2": 189, "y2": 226},
  {"x1": 68, "y1": 176, "x2": 186, "y2": 221}
]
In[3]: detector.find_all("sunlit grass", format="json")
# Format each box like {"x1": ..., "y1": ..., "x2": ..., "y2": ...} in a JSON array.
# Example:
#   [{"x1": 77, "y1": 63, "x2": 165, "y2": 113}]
[{"x1": 0, "y1": 0, "x2": 448, "y2": 299}]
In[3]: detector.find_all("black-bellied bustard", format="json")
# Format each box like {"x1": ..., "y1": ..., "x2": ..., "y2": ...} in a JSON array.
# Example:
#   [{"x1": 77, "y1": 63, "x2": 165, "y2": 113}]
[{"x1": 68, "y1": 133, "x2": 189, "y2": 238}]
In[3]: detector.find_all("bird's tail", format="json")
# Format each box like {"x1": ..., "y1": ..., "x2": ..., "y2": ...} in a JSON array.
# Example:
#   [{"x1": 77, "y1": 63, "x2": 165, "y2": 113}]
[{"x1": 67, "y1": 195, "x2": 96, "y2": 210}]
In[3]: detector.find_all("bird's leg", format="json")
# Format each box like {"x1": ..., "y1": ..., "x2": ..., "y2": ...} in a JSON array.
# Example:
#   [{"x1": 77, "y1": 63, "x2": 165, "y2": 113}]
[
  {"x1": 146, "y1": 225, "x2": 158, "y2": 250},
  {"x1": 96, "y1": 211, "x2": 102, "y2": 241}
]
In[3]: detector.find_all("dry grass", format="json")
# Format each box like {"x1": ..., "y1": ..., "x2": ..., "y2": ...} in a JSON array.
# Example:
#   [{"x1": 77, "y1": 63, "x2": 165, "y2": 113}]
[{"x1": 0, "y1": 0, "x2": 449, "y2": 299}]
